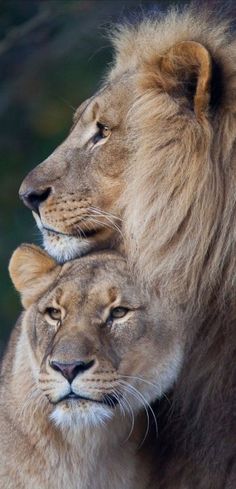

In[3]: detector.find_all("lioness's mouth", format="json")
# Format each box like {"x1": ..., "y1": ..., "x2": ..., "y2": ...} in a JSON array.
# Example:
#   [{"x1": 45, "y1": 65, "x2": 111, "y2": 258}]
[{"x1": 59, "y1": 392, "x2": 119, "y2": 408}]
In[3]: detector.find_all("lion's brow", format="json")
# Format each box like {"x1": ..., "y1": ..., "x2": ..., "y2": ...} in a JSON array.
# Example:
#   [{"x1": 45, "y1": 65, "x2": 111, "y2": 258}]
[
  {"x1": 73, "y1": 100, "x2": 91, "y2": 124},
  {"x1": 72, "y1": 84, "x2": 112, "y2": 124}
]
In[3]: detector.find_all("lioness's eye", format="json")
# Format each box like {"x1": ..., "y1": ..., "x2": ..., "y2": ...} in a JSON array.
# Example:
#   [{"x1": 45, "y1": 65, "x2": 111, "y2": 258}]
[
  {"x1": 45, "y1": 307, "x2": 61, "y2": 321},
  {"x1": 93, "y1": 122, "x2": 111, "y2": 144},
  {"x1": 110, "y1": 307, "x2": 129, "y2": 319}
]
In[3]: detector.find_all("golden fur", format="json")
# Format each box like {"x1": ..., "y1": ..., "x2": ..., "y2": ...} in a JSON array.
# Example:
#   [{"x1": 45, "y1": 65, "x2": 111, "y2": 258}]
[
  {"x1": 1, "y1": 245, "x2": 184, "y2": 489},
  {"x1": 18, "y1": 5, "x2": 236, "y2": 488}
]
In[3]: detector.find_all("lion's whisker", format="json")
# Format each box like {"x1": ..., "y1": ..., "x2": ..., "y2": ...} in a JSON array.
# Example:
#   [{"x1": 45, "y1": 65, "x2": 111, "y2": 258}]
[
  {"x1": 87, "y1": 215, "x2": 124, "y2": 240},
  {"x1": 89, "y1": 206, "x2": 123, "y2": 222},
  {"x1": 89, "y1": 213, "x2": 124, "y2": 240}
]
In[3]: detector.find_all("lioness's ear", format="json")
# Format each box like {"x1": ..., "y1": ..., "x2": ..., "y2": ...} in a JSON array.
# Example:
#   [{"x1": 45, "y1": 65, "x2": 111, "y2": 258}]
[
  {"x1": 159, "y1": 41, "x2": 213, "y2": 119},
  {"x1": 9, "y1": 244, "x2": 59, "y2": 308}
]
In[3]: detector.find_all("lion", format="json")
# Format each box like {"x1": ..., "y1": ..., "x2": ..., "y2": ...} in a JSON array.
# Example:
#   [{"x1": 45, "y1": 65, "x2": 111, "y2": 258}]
[
  {"x1": 0, "y1": 244, "x2": 184, "y2": 489},
  {"x1": 18, "y1": 6, "x2": 236, "y2": 489}
]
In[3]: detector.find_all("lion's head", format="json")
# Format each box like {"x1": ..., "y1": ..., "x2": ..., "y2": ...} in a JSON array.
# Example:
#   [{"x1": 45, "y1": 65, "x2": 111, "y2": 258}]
[
  {"x1": 19, "y1": 8, "x2": 236, "y2": 308},
  {"x1": 19, "y1": 82, "x2": 132, "y2": 262},
  {"x1": 9, "y1": 244, "x2": 183, "y2": 430}
]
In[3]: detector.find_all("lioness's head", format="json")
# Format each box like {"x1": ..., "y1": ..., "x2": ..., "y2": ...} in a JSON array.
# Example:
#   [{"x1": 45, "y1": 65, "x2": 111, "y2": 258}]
[{"x1": 9, "y1": 245, "x2": 183, "y2": 429}]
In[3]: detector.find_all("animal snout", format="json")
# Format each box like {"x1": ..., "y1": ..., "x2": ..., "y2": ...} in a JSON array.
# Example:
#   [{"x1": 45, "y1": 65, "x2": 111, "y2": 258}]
[
  {"x1": 50, "y1": 359, "x2": 95, "y2": 383},
  {"x1": 19, "y1": 187, "x2": 52, "y2": 215}
]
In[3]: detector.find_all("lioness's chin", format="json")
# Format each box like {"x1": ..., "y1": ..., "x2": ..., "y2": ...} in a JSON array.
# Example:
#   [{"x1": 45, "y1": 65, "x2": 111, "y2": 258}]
[
  {"x1": 43, "y1": 233, "x2": 92, "y2": 262},
  {"x1": 50, "y1": 402, "x2": 113, "y2": 430}
]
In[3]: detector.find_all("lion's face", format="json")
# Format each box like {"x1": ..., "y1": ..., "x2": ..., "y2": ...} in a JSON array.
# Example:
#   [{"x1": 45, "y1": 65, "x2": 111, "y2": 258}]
[
  {"x1": 19, "y1": 78, "x2": 133, "y2": 262},
  {"x1": 9, "y1": 245, "x2": 183, "y2": 429}
]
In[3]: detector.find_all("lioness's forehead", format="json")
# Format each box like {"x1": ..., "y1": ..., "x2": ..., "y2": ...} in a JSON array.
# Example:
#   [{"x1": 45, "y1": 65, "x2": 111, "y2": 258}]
[
  {"x1": 37, "y1": 252, "x2": 142, "y2": 310},
  {"x1": 60, "y1": 252, "x2": 128, "y2": 281}
]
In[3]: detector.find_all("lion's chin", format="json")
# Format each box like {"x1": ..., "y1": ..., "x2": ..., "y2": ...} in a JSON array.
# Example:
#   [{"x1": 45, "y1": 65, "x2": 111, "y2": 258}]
[
  {"x1": 43, "y1": 231, "x2": 92, "y2": 263},
  {"x1": 50, "y1": 402, "x2": 113, "y2": 431}
]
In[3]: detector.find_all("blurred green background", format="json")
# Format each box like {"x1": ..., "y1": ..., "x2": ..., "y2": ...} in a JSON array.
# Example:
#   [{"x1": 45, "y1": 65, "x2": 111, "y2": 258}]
[{"x1": 0, "y1": 0, "x2": 177, "y2": 354}]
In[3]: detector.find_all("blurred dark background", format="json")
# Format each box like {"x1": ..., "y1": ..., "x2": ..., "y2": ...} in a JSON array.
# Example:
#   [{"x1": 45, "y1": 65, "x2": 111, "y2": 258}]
[{"x1": 0, "y1": 0, "x2": 179, "y2": 354}]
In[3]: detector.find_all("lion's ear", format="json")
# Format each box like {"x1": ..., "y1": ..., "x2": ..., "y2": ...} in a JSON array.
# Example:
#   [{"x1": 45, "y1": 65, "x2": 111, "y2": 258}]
[
  {"x1": 159, "y1": 41, "x2": 213, "y2": 119},
  {"x1": 9, "y1": 244, "x2": 59, "y2": 308}
]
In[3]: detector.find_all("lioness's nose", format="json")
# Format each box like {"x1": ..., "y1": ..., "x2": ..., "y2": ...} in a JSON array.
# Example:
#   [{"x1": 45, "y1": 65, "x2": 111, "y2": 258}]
[
  {"x1": 19, "y1": 187, "x2": 52, "y2": 214},
  {"x1": 50, "y1": 360, "x2": 95, "y2": 383}
]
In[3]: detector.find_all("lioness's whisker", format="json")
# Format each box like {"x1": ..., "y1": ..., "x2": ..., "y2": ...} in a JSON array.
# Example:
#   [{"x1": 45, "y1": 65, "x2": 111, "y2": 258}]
[
  {"x1": 119, "y1": 391, "x2": 136, "y2": 444},
  {"x1": 119, "y1": 381, "x2": 151, "y2": 448},
  {"x1": 118, "y1": 380, "x2": 158, "y2": 447},
  {"x1": 112, "y1": 388, "x2": 126, "y2": 417},
  {"x1": 120, "y1": 374, "x2": 171, "y2": 405}
]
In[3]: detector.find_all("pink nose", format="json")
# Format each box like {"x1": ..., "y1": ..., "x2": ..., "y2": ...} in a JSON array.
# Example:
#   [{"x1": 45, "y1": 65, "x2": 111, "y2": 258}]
[{"x1": 50, "y1": 360, "x2": 94, "y2": 383}]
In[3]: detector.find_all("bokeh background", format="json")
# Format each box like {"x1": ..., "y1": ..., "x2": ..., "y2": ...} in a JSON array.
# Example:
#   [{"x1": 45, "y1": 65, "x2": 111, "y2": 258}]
[{"x1": 0, "y1": 0, "x2": 178, "y2": 354}]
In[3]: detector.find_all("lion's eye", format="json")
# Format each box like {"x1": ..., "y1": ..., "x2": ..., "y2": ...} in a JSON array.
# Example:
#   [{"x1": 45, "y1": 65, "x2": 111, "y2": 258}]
[
  {"x1": 110, "y1": 307, "x2": 129, "y2": 319},
  {"x1": 93, "y1": 122, "x2": 111, "y2": 144},
  {"x1": 45, "y1": 307, "x2": 61, "y2": 321}
]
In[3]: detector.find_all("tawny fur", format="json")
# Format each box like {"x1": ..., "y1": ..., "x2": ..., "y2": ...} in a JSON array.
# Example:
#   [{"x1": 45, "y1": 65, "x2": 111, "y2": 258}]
[
  {"x1": 1, "y1": 246, "x2": 184, "y2": 489},
  {"x1": 18, "y1": 5, "x2": 236, "y2": 489}
]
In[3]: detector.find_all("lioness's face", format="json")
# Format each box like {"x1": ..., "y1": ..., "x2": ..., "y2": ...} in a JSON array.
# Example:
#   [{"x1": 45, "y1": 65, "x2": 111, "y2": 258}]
[
  {"x1": 20, "y1": 79, "x2": 133, "y2": 262},
  {"x1": 9, "y1": 246, "x2": 183, "y2": 429}
]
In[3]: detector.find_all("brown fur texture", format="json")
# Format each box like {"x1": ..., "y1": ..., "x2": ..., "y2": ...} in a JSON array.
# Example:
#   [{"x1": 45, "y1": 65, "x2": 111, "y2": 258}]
[
  {"x1": 1, "y1": 245, "x2": 184, "y2": 489},
  {"x1": 18, "y1": 5, "x2": 236, "y2": 489}
]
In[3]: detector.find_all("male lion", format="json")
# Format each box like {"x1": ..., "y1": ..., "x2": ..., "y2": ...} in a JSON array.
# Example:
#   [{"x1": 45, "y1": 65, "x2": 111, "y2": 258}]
[
  {"x1": 18, "y1": 6, "x2": 236, "y2": 489},
  {"x1": 1, "y1": 245, "x2": 183, "y2": 489}
]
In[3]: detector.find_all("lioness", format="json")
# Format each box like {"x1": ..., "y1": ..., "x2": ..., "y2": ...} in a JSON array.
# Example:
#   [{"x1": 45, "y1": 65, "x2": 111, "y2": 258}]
[{"x1": 0, "y1": 244, "x2": 183, "y2": 489}]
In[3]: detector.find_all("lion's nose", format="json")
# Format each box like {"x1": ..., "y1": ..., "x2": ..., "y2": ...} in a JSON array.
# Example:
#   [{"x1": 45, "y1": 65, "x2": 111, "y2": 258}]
[
  {"x1": 50, "y1": 360, "x2": 95, "y2": 383},
  {"x1": 19, "y1": 187, "x2": 52, "y2": 215}
]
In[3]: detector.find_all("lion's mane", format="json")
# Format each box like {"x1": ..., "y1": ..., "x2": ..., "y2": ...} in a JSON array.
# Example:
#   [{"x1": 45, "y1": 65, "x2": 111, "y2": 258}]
[{"x1": 108, "y1": 6, "x2": 236, "y2": 489}]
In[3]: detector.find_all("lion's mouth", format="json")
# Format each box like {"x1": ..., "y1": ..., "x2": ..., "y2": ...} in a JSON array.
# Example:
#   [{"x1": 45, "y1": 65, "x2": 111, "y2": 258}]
[
  {"x1": 43, "y1": 225, "x2": 101, "y2": 240},
  {"x1": 33, "y1": 214, "x2": 101, "y2": 240}
]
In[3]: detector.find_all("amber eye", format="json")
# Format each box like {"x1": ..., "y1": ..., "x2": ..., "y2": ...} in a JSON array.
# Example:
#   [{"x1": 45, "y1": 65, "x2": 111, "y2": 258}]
[
  {"x1": 110, "y1": 307, "x2": 129, "y2": 319},
  {"x1": 45, "y1": 307, "x2": 61, "y2": 321},
  {"x1": 93, "y1": 122, "x2": 111, "y2": 144}
]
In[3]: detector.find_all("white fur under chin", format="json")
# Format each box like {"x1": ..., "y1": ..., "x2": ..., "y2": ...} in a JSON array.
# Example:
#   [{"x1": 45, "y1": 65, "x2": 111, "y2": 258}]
[
  {"x1": 43, "y1": 233, "x2": 91, "y2": 263},
  {"x1": 32, "y1": 212, "x2": 91, "y2": 262},
  {"x1": 50, "y1": 403, "x2": 113, "y2": 431}
]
